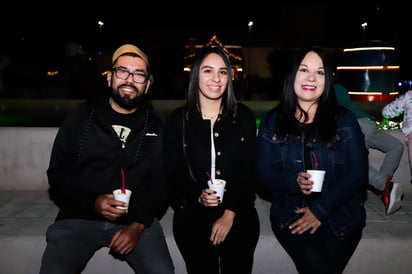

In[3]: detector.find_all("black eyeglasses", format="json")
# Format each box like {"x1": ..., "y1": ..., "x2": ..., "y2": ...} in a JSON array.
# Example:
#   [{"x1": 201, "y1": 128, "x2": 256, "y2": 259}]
[{"x1": 111, "y1": 67, "x2": 148, "y2": 84}]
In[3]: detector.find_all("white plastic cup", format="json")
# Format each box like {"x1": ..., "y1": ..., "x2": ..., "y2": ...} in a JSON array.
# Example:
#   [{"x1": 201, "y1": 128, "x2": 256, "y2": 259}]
[
  {"x1": 207, "y1": 179, "x2": 226, "y2": 202},
  {"x1": 112, "y1": 189, "x2": 132, "y2": 209},
  {"x1": 306, "y1": 170, "x2": 326, "y2": 192}
]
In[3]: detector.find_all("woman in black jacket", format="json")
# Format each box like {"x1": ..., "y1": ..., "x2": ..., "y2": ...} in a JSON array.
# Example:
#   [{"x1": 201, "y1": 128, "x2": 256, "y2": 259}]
[{"x1": 163, "y1": 46, "x2": 260, "y2": 274}]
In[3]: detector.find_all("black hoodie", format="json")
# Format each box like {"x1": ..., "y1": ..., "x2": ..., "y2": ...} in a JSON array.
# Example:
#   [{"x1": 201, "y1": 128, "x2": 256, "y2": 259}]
[{"x1": 47, "y1": 95, "x2": 168, "y2": 227}]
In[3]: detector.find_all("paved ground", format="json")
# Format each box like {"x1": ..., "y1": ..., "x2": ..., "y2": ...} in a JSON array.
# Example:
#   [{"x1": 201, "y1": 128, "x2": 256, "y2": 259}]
[{"x1": 362, "y1": 184, "x2": 412, "y2": 239}]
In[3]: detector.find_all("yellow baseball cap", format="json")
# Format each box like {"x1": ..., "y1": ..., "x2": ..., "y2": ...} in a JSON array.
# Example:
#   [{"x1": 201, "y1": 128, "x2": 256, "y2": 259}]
[{"x1": 112, "y1": 44, "x2": 149, "y2": 66}]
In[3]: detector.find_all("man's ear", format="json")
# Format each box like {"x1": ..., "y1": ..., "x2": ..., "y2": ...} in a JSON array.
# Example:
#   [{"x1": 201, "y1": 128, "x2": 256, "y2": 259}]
[
  {"x1": 144, "y1": 75, "x2": 154, "y2": 94},
  {"x1": 106, "y1": 70, "x2": 112, "y2": 87}
]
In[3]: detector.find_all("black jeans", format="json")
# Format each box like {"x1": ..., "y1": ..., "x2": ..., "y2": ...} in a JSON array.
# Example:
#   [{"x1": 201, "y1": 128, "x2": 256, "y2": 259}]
[
  {"x1": 173, "y1": 206, "x2": 260, "y2": 274},
  {"x1": 272, "y1": 220, "x2": 362, "y2": 274},
  {"x1": 39, "y1": 218, "x2": 174, "y2": 274}
]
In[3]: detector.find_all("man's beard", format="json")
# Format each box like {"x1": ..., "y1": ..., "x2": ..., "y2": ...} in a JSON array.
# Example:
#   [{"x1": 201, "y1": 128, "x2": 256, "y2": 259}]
[{"x1": 111, "y1": 86, "x2": 147, "y2": 110}]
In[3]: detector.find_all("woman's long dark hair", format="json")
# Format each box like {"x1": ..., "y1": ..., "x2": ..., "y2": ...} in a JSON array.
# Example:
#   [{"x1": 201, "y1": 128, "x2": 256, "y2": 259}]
[
  {"x1": 270, "y1": 46, "x2": 341, "y2": 145},
  {"x1": 184, "y1": 46, "x2": 237, "y2": 120}
]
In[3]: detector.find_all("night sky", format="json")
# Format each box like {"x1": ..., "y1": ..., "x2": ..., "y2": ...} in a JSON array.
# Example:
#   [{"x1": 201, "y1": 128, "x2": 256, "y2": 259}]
[
  {"x1": 2, "y1": 2, "x2": 408, "y2": 48},
  {"x1": 1, "y1": 2, "x2": 411, "y2": 79}
]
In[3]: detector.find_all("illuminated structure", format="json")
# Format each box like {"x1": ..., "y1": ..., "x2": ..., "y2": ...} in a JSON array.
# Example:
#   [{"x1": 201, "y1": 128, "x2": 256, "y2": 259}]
[
  {"x1": 336, "y1": 41, "x2": 399, "y2": 102},
  {"x1": 184, "y1": 35, "x2": 244, "y2": 80}
]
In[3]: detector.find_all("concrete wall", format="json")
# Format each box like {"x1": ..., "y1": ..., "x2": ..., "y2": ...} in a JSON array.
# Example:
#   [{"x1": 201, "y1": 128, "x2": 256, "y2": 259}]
[
  {"x1": 0, "y1": 127, "x2": 409, "y2": 191},
  {"x1": 0, "y1": 127, "x2": 56, "y2": 190}
]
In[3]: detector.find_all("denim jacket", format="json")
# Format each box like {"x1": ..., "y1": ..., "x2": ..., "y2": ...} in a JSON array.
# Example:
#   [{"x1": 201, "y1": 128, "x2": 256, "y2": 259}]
[{"x1": 256, "y1": 108, "x2": 368, "y2": 238}]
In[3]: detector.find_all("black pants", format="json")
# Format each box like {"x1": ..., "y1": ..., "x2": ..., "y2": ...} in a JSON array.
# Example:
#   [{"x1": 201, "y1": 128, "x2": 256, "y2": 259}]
[
  {"x1": 272, "y1": 220, "x2": 362, "y2": 274},
  {"x1": 173, "y1": 206, "x2": 260, "y2": 274},
  {"x1": 39, "y1": 218, "x2": 174, "y2": 274}
]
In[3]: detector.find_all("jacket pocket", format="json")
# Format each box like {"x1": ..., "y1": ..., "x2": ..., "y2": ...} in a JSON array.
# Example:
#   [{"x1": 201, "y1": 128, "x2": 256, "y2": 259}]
[{"x1": 328, "y1": 195, "x2": 366, "y2": 239}]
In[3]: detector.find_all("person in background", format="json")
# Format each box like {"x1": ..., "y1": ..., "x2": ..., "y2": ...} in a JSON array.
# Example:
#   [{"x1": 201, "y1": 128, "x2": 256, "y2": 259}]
[
  {"x1": 256, "y1": 46, "x2": 368, "y2": 274},
  {"x1": 335, "y1": 83, "x2": 403, "y2": 215},
  {"x1": 61, "y1": 41, "x2": 97, "y2": 99},
  {"x1": 163, "y1": 46, "x2": 260, "y2": 274},
  {"x1": 39, "y1": 44, "x2": 175, "y2": 274},
  {"x1": 382, "y1": 88, "x2": 412, "y2": 184}
]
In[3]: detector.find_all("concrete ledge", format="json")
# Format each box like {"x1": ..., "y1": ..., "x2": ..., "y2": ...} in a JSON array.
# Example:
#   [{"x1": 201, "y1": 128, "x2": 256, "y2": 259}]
[
  {"x1": 1, "y1": 191, "x2": 411, "y2": 274},
  {"x1": 1, "y1": 127, "x2": 412, "y2": 273}
]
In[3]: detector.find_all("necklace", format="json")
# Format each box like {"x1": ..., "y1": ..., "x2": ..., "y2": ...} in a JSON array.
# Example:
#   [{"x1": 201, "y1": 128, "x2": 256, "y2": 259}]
[
  {"x1": 198, "y1": 104, "x2": 221, "y2": 120},
  {"x1": 202, "y1": 113, "x2": 219, "y2": 120}
]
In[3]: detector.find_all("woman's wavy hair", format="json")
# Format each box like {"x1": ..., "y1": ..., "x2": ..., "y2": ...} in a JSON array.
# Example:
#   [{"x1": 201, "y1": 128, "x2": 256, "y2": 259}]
[
  {"x1": 270, "y1": 46, "x2": 341, "y2": 145},
  {"x1": 184, "y1": 46, "x2": 237, "y2": 120}
]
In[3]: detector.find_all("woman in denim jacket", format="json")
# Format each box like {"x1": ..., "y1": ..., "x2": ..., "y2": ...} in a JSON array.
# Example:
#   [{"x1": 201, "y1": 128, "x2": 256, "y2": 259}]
[{"x1": 256, "y1": 46, "x2": 368, "y2": 274}]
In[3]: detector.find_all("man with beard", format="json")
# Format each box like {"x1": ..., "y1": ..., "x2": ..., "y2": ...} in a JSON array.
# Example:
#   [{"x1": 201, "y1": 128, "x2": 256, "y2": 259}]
[{"x1": 39, "y1": 44, "x2": 175, "y2": 274}]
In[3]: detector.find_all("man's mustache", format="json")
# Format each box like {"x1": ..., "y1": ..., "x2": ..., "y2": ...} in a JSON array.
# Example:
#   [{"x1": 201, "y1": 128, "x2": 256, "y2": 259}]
[{"x1": 118, "y1": 84, "x2": 139, "y2": 93}]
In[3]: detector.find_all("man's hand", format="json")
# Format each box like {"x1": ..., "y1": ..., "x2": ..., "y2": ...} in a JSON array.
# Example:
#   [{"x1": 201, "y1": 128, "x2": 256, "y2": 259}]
[
  {"x1": 109, "y1": 222, "x2": 145, "y2": 255},
  {"x1": 95, "y1": 194, "x2": 127, "y2": 220}
]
